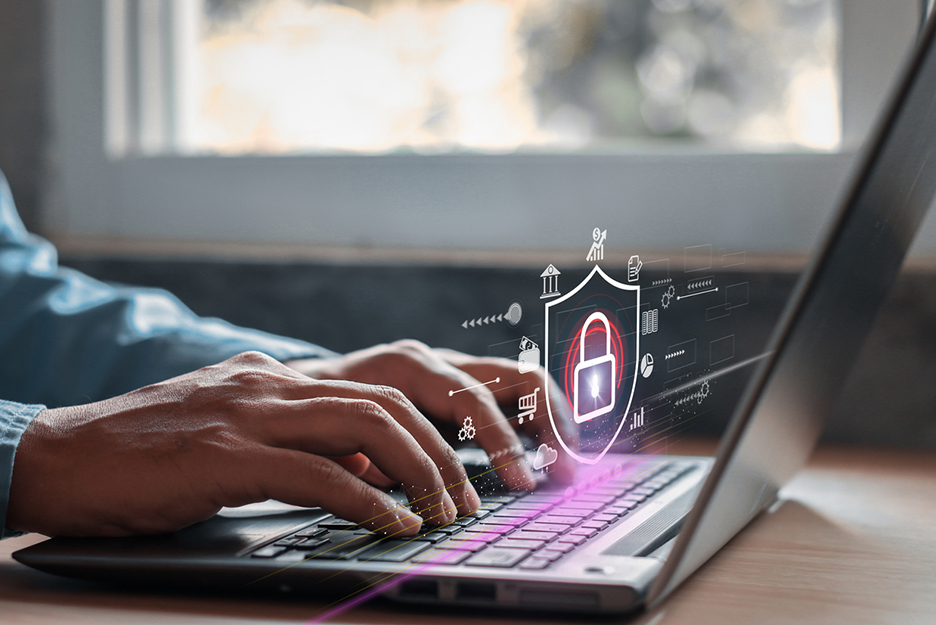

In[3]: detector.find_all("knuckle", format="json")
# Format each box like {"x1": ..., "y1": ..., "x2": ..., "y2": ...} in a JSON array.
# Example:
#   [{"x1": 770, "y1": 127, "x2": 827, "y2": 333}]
[
  {"x1": 232, "y1": 351, "x2": 276, "y2": 366},
  {"x1": 309, "y1": 458, "x2": 345, "y2": 486},
  {"x1": 373, "y1": 384, "x2": 409, "y2": 407},
  {"x1": 392, "y1": 339, "x2": 430, "y2": 354},
  {"x1": 228, "y1": 368, "x2": 274, "y2": 389},
  {"x1": 351, "y1": 399, "x2": 394, "y2": 429},
  {"x1": 440, "y1": 444, "x2": 463, "y2": 474}
]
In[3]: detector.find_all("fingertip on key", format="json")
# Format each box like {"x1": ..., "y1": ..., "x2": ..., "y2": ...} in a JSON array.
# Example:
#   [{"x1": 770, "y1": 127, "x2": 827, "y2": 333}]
[
  {"x1": 392, "y1": 510, "x2": 424, "y2": 537},
  {"x1": 504, "y1": 459, "x2": 537, "y2": 491}
]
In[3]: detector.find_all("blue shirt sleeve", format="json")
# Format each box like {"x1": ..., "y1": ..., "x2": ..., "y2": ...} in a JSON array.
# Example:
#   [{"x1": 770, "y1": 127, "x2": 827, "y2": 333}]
[
  {"x1": 0, "y1": 170, "x2": 335, "y2": 537},
  {"x1": 0, "y1": 401, "x2": 44, "y2": 539}
]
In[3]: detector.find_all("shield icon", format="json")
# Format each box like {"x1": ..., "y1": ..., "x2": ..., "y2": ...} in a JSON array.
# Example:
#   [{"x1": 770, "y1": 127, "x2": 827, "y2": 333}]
[{"x1": 544, "y1": 265, "x2": 640, "y2": 465}]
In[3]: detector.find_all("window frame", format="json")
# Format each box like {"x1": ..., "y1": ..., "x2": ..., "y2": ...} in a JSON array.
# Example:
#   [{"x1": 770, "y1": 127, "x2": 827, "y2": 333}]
[{"x1": 44, "y1": 0, "x2": 934, "y2": 259}]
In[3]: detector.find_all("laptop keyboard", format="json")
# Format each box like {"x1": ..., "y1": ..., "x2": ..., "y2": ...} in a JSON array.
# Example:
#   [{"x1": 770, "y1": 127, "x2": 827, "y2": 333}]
[{"x1": 247, "y1": 460, "x2": 695, "y2": 570}]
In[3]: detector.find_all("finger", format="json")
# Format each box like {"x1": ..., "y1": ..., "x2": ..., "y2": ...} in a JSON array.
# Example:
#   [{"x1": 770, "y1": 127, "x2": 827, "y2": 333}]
[
  {"x1": 375, "y1": 347, "x2": 536, "y2": 491},
  {"x1": 267, "y1": 396, "x2": 458, "y2": 525},
  {"x1": 437, "y1": 351, "x2": 578, "y2": 484},
  {"x1": 250, "y1": 447, "x2": 424, "y2": 537},
  {"x1": 360, "y1": 462, "x2": 396, "y2": 488},
  {"x1": 484, "y1": 365, "x2": 578, "y2": 484},
  {"x1": 281, "y1": 379, "x2": 479, "y2": 517},
  {"x1": 331, "y1": 453, "x2": 371, "y2": 478}
]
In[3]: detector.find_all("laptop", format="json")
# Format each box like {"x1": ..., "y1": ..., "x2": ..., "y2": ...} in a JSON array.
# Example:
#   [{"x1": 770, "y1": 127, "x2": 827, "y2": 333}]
[{"x1": 14, "y1": 11, "x2": 936, "y2": 616}]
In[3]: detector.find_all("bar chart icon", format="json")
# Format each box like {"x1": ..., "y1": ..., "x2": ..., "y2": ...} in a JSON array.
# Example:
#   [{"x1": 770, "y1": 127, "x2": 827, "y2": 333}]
[{"x1": 630, "y1": 406, "x2": 645, "y2": 431}]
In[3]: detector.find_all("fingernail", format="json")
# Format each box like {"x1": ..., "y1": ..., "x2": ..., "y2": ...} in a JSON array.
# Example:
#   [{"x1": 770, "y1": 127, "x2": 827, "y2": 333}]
[
  {"x1": 463, "y1": 481, "x2": 481, "y2": 511},
  {"x1": 389, "y1": 510, "x2": 422, "y2": 536},
  {"x1": 447, "y1": 481, "x2": 479, "y2": 516},
  {"x1": 508, "y1": 459, "x2": 537, "y2": 491},
  {"x1": 439, "y1": 492, "x2": 458, "y2": 523}
]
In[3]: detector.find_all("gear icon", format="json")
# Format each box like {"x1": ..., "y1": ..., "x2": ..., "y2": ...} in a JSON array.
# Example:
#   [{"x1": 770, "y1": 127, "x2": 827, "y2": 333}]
[
  {"x1": 457, "y1": 416, "x2": 476, "y2": 441},
  {"x1": 662, "y1": 285, "x2": 675, "y2": 309},
  {"x1": 697, "y1": 380, "x2": 710, "y2": 404}
]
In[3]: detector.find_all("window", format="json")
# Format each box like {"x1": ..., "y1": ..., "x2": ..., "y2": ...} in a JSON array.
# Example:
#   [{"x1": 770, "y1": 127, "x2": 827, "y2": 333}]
[
  {"x1": 138, "y1": 0, "x2": 840, "y2": 156},
  {"x1": 46, "y1": 0, "x2": 926, "y2": 257}
]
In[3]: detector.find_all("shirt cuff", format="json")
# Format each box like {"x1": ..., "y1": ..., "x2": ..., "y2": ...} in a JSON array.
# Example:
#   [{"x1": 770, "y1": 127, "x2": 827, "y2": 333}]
[{"x1": 0, "y1": 401, "x2": 44, "y2": 539}]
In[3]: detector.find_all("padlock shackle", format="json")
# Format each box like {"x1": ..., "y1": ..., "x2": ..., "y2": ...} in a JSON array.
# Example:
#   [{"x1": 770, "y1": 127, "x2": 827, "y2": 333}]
[{"x1": 579, "y1": 311, "x2": 613, "y2": 360}]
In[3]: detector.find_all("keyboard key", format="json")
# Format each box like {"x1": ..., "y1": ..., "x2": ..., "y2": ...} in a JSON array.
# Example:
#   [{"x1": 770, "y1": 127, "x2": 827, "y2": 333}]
[
  {"x1": 294, "y1": 538, "x2": 330, "y2": 551},
  {"x1": 250, "y1": 545, "x2": 288, "y2": 558},
  {"x1": 518, "y1": 557, "x2": 551, "y2": 570},
  {"x1": 491, "y1": 509, "x2": 536, "y2": 519},
  {"x1": 466, "y1": 509, "x2": 492, "y2": 519},
  {"x1": 592, "y1": 514, "x2": 619, "y2": 523},
  {"x1": 554, "y1": 500, "x2": 604, "y2": 512},
  {"x1": 273, "y1": 536, "x2": 306, "y2": 547},
  {"x1": 619, "y1": 494, "x2": 647, "y2": 505},
  {"x1": 534, "y1": 516, "x2": 578, "y2": 527},
  {"x1": 539, "y1": 549, "x2": 565, "y2": 562},
  {"x1": 570, "y1": 527, "x2": 599, "y2": 538},
  {"x1": 543, "y1": 541, "x2": 576, "y2": 554},
  {"x1": 358, "y1": 539, "x2": 431, "y2": 562},
  {"x1": 520, "y1": 494, "x2": 563, "y2": 503},
  {"x1": 522, "y1": 522, "x2": 570, "y2": 534},
  {"x1": 435, "y1": 537, "x2": 488, "y2": 552},
  {"x1": 317, "y1": 518, "x2": 359, "y2": 531},
  {"x1": 294, "y1": 527, "x2": 329, "y2": 539},
  {"x1": 275, "y1": 550, "x2": 311, "y2": 564},
  {"x1": 509, "y1": 530, "x2": 557, "y2": 542},
  {"x1": 420, "y1": 548, "x2": 472, "y2": 565},
  {"x1": 465, "y1": 548, "x2": 530, "y2": 568},
  {"x1": 603, "y1": 506, "x2": 630, "y2": 516},
  {"x1": 495, "y1": 538, "x2": 546, "y2": 551},
  {"x1": 421, "y1": 525, "x2": 462, "y2": 535},
  {"x1": 463, "y1": 524, "x2": 513, "y2": 536},
  {"x1": 556, "y1": 533, "x2": 589, "y2": 545},
  {"x1": 449, "y1": 517, "x2": 479, "y2": 527},
  {"x1": 479, "y1": 495, "x2": 516, "y2": 505},
  {"x1": 571, "y1": 494, "x2": 616, "y2": 503},
  {"x1": 580, "y1": 521, "x2": 608, "y2": 531},
  {"x1": 508, "y1": 501, "x2": 552, "y2": 510},
  {"x1": 476, "y1": 517, "x2": 523, "y2": 528},
  {"x1": 301, "y1": 532, "x2": 380, "y2": 559},
  {"x1": 408, "y1": 531, "x2": 450, "y2": 544}
]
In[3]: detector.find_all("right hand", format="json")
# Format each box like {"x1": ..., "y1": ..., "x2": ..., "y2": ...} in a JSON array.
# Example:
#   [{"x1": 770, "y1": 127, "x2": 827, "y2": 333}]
[{"x1": 7, "y1": 352, "x2": 479, "y2": 538}]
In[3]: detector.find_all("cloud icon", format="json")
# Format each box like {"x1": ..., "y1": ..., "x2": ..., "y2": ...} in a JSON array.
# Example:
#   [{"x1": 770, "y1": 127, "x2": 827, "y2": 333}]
[{"x1": 533, "y1": 443, "x2": 558, "y2": 470}]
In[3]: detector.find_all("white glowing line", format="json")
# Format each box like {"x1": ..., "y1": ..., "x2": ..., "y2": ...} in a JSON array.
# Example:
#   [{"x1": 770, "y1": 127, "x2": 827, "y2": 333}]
[
  {"x1": 676, "y1": 287, "x2": 718, "y2": 301},
  {"x1": 449, "y1": 377, "x2": 501, "y2": 397}
]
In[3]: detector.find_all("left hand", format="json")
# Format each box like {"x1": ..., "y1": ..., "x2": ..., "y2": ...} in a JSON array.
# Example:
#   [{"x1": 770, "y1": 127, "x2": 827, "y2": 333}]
[{"x1": 287, "y1": 340, "x2": 577, "y2": 491}]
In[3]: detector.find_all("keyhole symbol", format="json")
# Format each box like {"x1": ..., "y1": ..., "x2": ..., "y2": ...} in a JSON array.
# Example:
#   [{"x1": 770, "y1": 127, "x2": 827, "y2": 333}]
[{"x1": 590, "y1": 375, "x2": 600, "y2": 399}]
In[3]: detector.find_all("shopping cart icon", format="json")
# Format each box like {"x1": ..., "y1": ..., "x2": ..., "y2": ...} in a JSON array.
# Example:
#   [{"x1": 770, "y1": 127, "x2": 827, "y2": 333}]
[{"x1": 517, "y1": 387, "x2": 540, "y2": 424}]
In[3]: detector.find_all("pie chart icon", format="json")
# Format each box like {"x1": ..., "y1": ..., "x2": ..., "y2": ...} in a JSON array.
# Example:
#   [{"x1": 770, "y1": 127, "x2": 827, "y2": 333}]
[{"x1": 640, "y1": 353, "x2": 654, "y2": 378}]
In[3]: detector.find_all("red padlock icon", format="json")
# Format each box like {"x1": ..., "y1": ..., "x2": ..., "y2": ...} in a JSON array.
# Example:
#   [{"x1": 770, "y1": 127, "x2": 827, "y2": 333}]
[{"x1": 572, "y1": 311, "x2": 617, "y2": 424}]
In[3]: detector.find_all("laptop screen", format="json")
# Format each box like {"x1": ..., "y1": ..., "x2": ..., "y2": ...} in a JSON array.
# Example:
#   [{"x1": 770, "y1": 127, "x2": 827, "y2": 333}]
[{"x1": 650, "y1": 10, "x2": 936, "y2": 603}]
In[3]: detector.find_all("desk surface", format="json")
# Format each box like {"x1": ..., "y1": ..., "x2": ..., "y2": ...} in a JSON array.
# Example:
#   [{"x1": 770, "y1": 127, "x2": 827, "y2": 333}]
[{"x1": 2, "y1": 443, "x2": 935, "y2": 625}]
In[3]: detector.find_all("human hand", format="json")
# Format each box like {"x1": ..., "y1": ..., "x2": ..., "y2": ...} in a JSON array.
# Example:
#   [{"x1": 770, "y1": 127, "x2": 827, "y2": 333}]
[
  {"x1": 7, "y1": 352, "x2": 478, "y2": 537},
  {"x1": 288, "y1": 341, "x2": 577, "y2": 490}
]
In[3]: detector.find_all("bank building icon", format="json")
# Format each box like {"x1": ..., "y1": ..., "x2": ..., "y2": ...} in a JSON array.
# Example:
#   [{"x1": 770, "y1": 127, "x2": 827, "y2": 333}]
[{"x1": 540, "y1": 264, "x2": 561, "y2": 299}]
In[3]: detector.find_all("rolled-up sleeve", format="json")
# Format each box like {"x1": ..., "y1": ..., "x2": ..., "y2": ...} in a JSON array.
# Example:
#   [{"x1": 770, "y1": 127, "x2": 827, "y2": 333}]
[
  {"x1": 0, "y1": 170, "x2": 335, "y2": 536},
  {"x1": 0, "y1": 402, "x2": 44, "y2": 539},
  {"x1": 0, "y1": 174, "x2": 334, "y2": 407}
]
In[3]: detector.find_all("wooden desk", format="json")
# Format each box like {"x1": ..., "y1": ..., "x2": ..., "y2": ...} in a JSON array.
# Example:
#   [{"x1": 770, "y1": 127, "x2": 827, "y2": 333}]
[{"x1": 2, "y1": 444, "x2": 934, "y2": 624}]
